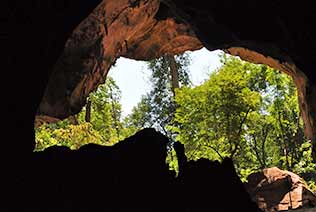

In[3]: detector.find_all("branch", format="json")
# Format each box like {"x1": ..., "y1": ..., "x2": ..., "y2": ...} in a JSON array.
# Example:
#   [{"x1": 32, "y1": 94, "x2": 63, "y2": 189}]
[
  {"x1": 159, "y1": 122, "x2": 169, "y2": 138},
  {"x1": 250, "y1": 134, "x2": 264, "y2": 169},
  {"x1": 278, "y1": 111, "x2": 290, "y2": 170},
  {"x1": 205, "y1": 143, "x2": 224, "y2": 161},
  {"x1": 230, "y1": 108, "x2": 251, "y2": 158},
  {"x1": 261, "y1": 125, "x2": 270, "y2": 168}
]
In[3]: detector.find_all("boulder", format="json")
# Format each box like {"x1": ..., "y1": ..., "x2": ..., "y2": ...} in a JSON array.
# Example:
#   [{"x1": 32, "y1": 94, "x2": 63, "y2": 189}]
[{"x1": 245, "y1": 167, "x2": 316, "y2": 211}]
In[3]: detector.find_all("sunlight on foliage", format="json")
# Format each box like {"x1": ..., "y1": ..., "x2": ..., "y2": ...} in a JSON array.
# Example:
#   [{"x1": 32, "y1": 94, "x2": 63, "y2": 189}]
[
  {"x1": 166, "y1": 148, "x2": 179, "y2": 176},
  {"x1": 35, "y1": 77, "x2": 123, "y2": 151},
  {"x1": 35, "y1": 53, "x2": 315, "y2": 191},
  {"x1": 35, "y1": 122, "x2": 104, "y2": 151},
  {"x1": 169, "y1": 54, "x2": 315, "y2": 185}
]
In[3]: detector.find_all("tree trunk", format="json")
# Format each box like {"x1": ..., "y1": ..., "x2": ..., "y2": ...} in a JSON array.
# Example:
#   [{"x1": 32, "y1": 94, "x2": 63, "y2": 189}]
[
  {"x1": 278, "y1": 111, "x2": 290, "y2": 170},
  {"x1": 68, "y1": 115, "x2": 79, "y2": 125},
  {"x1": 85, "y1": 99, "x2": 92, "y2": 122},
  {"x1": 166, "y1": 55, "x2": 179, "y2": 96},
  {"x1": 251, "y1": 134, "x2": 264, "y2": 169},
  {"x1": 230, "y1": 108, "x2": 251, "y2": 159},
  {"x1": 261, "y1": 126, "x2": 269, "y2": 168},
  {"x1": 109, "y1": 86, "x2": 120, "y2": 140}
]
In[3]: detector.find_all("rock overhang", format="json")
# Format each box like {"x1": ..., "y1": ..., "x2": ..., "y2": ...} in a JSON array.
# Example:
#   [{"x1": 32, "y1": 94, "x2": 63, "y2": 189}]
[{"x1": 34, "y1": 0, "x2": 316, "y2": 159}]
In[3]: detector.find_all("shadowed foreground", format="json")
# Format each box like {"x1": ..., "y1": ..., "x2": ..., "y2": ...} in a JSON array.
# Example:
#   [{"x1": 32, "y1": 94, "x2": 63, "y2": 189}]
[{"x1": 18, "y1": 128, "x2": 261, "y2": 210}]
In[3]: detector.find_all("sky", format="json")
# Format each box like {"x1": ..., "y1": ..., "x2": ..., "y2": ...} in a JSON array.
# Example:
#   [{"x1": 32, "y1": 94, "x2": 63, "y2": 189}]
[{"x1": 108, "y1": 48, "x2": 223, "y2": 117}]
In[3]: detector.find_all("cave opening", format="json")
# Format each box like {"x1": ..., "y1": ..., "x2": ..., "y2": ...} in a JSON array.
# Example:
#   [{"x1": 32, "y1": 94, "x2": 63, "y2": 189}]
[
  {"x1": 7, "y1": 0, "x2": 316, "y2": 210},
  {"x1": 34, "y1": 46, "x2": 316, "y2": 197},
  {"x1": 33, "y1": 0, "x2": 316, "y2": 166},
  {"x1": 30, "y1": 0, "x2": 316, "y2": 209},
  {"x1": 34, "y1": 47, "x2": 222, "y2": 150}
]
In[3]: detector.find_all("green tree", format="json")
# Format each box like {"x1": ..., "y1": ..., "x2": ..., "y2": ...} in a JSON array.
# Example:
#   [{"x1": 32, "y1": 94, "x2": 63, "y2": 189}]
[
  {"x1": 124, "y1": 53, "x2": 191, "y2": 138},
  {"x1": 35, "y1": 122, "x2": 103, "y2": 151},
  {"x1": 170, "y1": 55, "x2": 261, "y2": 162},
  {"x1": 266, "y1": 71, "x2": 305, "y2": 171},
  {"x1": 293, "y1": 141, "x2": 316, "y2": 192},
  {"x1": 169, "y1": 53, "x2": 314, "y2": 184},
  {"x1": 78, "y1": 76, "x2": 123, "y2": 144},
  {"x1": 122, "y1": 53, "x2": 191, "y2": 173},
  {"x1": 35, "y1": 77, "x2": 123, "y2": 150}
]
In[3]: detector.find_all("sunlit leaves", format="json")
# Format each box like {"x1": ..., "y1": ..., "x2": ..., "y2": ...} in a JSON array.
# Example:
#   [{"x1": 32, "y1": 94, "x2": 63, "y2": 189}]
[
  {"x1": 171, "y1": 55, "x2": 261, "y2": 163},
  {"x1": 35, "y1": 77, "x2": 123, "y2": 150},
  {"x1": 34, "y1": 53, "x2": 315, "y2": 191},
  {"x1": 35, "y1": 122, "x2": 103, "y2": 151},
  {"x1": 169, "y1": 54, "x2": 313, "y2": 184},
  {"x1": 124, "y1": 53, "x2": 192, "y2": 138}
]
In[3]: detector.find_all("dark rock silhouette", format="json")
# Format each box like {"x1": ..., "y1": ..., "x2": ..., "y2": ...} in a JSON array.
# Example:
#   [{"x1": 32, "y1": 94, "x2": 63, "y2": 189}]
[
  {"x1": 178, "y1": 158, "x2": 261, "y2": 210},
  {"x1": 16, "y1": 128, "x2": 260, "y2": 210}
]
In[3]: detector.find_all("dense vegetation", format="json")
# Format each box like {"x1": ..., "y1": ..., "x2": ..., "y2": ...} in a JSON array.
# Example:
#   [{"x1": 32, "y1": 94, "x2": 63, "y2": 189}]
[
  {"x1": 36, "y1": 77, "x2": 131, "y2": 150},
  {"x1": 35, "y1": 53, "x2": 316, "y2": 191},
  {"x1": 169, "y1": 55, "x2": 315, "y2": 185}
]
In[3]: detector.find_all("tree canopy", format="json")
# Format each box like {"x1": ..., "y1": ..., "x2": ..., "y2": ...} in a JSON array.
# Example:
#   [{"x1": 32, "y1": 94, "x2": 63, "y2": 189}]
[
  {"x1": 35, "y1": 76, "x2": 124, "y2": 150},
  {"x1": 35, "y1": 53, "x2": 316, "y2": 191},
  {"x1": 167, "y1": 54, "x2": 314, "y2": 185}
]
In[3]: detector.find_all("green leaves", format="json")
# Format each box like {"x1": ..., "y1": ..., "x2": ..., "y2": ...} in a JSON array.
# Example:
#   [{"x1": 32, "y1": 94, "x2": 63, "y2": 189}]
[
  {"x1": 169, "y1": 53, "x2": 313, "y2": 184},
  {"x1": 35, "y1": 122, "x2": 103, "y2": 150},
  {"x1": 35, "y1": 77, "x2": 124, "y2": 150},
  {"x1": 34, "y1": 52, "x2": 315, "y2": 191},
  {"x1": 124, "y1": 53, "x2": 192, "y2": 138},
  {"x1": 171, "y1": 55, "x2": 260, "y2": 162}
]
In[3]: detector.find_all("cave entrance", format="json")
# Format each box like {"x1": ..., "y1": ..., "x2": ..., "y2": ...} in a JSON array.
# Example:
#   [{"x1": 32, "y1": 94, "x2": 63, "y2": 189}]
[
  {"x1": 34, "y1": 47, "x2": 222, "y2": 150},
  {"x1": 34, "y1": 46, "x2": 316, "y2": 194},
  {"x1": 33, "y1": 0, "x2": 316, "y2": 165},
  {"x1": 32, "y1": 0, "x2": 316, "y2": 208}
]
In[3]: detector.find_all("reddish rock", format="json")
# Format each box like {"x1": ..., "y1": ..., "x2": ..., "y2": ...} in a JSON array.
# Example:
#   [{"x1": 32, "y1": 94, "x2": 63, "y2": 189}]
[
  {"x1": 36, "y1": 0, "x2": 202, "y2": 122},
  {"x1": 245, "y1": 167, "x2": 316, "y2": 211}
]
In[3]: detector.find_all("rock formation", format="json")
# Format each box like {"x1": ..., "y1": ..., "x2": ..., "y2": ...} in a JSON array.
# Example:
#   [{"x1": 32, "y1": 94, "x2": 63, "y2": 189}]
[
  {"x1": 36, "y1": 0, "x2": 202, "y2": 122},
  {"x1": 245, "y1": 167, "x2": 316, "y2": 211},
  {"x1": 33, "y1": 0, "x2": 316, "y2": 159},
  {"x1": 20, "y1": 128, "x2": 261, "y2": 210}
]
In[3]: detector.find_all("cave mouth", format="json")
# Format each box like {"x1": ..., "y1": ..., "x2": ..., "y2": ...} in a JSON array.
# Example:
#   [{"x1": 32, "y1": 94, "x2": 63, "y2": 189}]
[
  {"x1": 31, "y1": 1, "x2": 316, "y2": 209},
  {"x1": 34, "y1": 0, "x2": 315, "y2": 162},
  {"x1": 34, "y1": 47, "x2": 316, "y2": 194},
  {"x1": 34, "y1": 47, "x2": 223, "y2": 150},
  {"x1": 8, "y1": 0, "x2": 316, "y2": 210}
]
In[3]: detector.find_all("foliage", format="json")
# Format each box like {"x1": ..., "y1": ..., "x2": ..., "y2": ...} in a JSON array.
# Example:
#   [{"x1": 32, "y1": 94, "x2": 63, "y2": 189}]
[
  {"x1": 169, "y1": 54, "x2": 315, "y2": 185},
  {"x1": 123, "y1": 53, "x2": 192, "y2": 172},
  {"x1": 35, "y1": 52, "x2": 316, "y2": 191},
  {"x1": 293, "y1": 141, "x2": 316, "y2": 192},
  {"x1": 84, "y1": 77, "x2": 123, "y2": 143},
  {"x1": 294, "y1": 142, "x2": 316, "y2": 174},
  {"x1": 35, "y1": 122, "x2": 103, "y2": 151},
  {"x1": 170, "y1": 55, "x2": 262, "y2": 163},
  {"x1": 165, "y1": 148, "x2": 179, "y2": 176},
  {"x1": 124, "y1": 53, "x2": 192, "y2": 139},
  {"x1": 35, "y1": 77, "x2": 123, "y2": 150}
]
